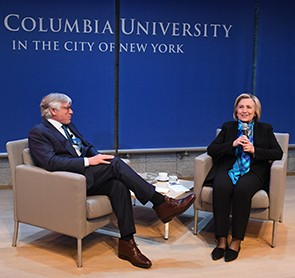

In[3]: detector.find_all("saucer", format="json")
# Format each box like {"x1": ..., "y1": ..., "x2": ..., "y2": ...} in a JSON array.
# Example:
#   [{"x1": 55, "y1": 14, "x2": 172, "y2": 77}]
[
  {"x1": 138, "y1": 173, "x2": 157, "y2": 184},
  {"x1": 157, "y1": 177, "x2": 169, "y2": 182}
]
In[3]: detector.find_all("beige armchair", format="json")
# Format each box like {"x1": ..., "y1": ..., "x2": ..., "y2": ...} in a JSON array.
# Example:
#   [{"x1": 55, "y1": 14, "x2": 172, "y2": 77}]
[
  {"x1": 193, "y1": 132, "x2": 289, "y2": 247},
  {"x1": 6, "y1": 138, "x2": 116, "y2": 267}
]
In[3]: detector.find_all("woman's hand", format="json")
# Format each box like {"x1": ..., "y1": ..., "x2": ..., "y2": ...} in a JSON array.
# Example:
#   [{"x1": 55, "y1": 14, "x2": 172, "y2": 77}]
[{"x1": 233, "y1": 135, "x2": 255, "y2": 154}]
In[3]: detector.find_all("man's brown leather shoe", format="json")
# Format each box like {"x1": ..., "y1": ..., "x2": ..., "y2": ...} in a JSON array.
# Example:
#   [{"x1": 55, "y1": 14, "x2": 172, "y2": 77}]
[
  {"x1": 118, "y1": 238, "x2": 152, "y2": 268},
  {"x1": 154, "y1": 193, "x2": 196, "y2": 223}
]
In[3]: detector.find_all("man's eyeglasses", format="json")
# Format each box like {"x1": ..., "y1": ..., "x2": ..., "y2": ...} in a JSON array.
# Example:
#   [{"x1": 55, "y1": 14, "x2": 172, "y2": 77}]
[{"x1": 60, "y1": 106, "x2": 72, "y2": 111}]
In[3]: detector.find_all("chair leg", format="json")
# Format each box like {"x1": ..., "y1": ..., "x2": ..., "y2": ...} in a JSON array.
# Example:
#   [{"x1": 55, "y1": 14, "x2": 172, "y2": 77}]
[
  {"x1": 193, "y1": 210, "x2": 198, "y2": 235},
  {"x1": 164, "y1": 223, "x2": 169, "y2": 240},
  {"x1": 12, "y1": 220, "x2": 19, "y2": 247},
  {"x1": 77, "y1": 238, "x2": 83, "y2": 268},
  {"x1": 271, "y1": 221, "x2": 277, "y2": 248}
]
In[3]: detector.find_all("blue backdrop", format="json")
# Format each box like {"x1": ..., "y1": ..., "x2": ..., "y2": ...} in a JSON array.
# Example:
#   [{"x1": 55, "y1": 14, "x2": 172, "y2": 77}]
[
  {"x1": 0, "y1": 0, "x2": 115, "y2": 151},
  {"x1": 119, "y1": 0, "x2": 255, "y2": 148},
  {"x1": 0, "y1": 0, "x2": 294, "y2": 152},
  {"x1": 255, "y1": 0, "x2": 295, "y2": 136}
]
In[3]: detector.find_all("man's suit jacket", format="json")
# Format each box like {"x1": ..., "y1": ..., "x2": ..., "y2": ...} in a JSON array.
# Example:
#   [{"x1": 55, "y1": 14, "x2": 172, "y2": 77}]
[
  {"x1": 205, "y1": 121, "x2": 283, "y2": 188},
  {"x1": 28, "y1": 118, "x2": 99, "y2": 189}
]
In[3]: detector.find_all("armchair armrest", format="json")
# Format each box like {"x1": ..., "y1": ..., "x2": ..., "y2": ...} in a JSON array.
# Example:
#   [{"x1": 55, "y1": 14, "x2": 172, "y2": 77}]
[
  {"x1": 194, "y1": 153, "x2": 213, "y2": 208},
  {"x1": 268, "y1": 153, "x2": 288, "y2": 221},
  {"x1": 15, "y1": 164, "x2": 88, "y2": 238}
]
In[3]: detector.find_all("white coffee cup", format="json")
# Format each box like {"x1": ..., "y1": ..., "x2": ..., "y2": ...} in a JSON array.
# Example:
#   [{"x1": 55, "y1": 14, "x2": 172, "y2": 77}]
[{"x1": 158, "y1": 172, "x2": 168, "y2": 181}]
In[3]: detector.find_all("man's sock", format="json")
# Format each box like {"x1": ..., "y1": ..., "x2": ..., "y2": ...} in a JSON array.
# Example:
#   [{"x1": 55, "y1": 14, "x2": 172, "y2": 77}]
[
  {"x1": 120, "y1": 233, "x2": 134, "y2": 242},
  {"x1": 150, "y1": 191, "x2": 165, "y2": 208}
]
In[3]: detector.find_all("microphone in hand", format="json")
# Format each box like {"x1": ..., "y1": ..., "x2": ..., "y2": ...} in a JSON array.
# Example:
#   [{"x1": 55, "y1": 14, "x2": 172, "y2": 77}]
[{"x1": 241, "y1": 122, "x2": 248, "y2": 137}]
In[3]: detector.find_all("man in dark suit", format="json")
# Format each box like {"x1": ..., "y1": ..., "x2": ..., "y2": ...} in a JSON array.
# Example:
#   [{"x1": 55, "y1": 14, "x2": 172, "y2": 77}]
[{"x1": 28, "y1": 93, "x2": 196, "y2": 268}]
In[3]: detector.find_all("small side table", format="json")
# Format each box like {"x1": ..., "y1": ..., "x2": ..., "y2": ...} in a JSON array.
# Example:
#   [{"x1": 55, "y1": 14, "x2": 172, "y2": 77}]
[{"x1": 132, "y1": 175, "x2": 194, "y2": 240}]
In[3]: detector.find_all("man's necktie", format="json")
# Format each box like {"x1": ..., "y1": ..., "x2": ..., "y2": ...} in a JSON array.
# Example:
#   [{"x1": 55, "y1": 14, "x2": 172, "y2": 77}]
[
  {"x1": 61, "y1": 125, "x2": 74, "y2": 143},
  {"x1": 61, "y1": 125, "x2": 85, "y2": 156}
]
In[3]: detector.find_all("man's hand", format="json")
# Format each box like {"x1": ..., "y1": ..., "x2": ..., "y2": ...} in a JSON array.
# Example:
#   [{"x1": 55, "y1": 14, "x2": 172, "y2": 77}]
[{"x1": 88, "y1": 154, "x2": 115, "y2": 166}]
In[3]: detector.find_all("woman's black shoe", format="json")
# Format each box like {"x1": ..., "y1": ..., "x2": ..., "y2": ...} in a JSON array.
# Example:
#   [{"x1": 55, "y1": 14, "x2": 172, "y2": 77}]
[
  {"x1": 224, "y1": 247, "x2": 240, "y2": 262},
  {"x1": 211, "y1": 247, "x2": 227, "y2": 260}
]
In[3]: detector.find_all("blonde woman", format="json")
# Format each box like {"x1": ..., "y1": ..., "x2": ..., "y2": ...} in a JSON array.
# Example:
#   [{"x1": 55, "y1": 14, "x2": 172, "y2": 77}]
[{"x1": 205, "y1": 93, "x2": 283, "y2": 262}]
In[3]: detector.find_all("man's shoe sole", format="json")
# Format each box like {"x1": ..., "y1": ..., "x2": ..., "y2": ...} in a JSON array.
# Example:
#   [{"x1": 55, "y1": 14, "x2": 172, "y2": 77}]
[
  {"x1": 118, "y1": 253, "x2": 152, "y2": 268},
  {"x1": 160, "y1": 196, "x2": 196, "y2": 223}
]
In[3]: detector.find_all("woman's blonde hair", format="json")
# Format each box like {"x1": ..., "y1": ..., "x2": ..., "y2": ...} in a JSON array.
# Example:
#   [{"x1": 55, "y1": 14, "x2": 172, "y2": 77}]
[{"x1": 233, "y1": 93, "x2": 261, "y2": 121}]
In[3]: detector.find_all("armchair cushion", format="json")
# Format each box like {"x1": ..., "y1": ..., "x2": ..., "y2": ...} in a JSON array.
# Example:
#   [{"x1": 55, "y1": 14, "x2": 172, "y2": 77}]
[
  {"x1": 23, "y1": 148, "x2": 35, "y2": 165},
  {"x1": 86, "y1": 196, "x2": 113, "y2": 219},
  {"x1": 201, "y1": 186, "x2": 269, "y2": 209},
  {"x1": 200, "y1": 186, "x2": 213, "y2": 205},
  {"x1": 251, "y1": 190, "x2": 269, "y2": 208}
]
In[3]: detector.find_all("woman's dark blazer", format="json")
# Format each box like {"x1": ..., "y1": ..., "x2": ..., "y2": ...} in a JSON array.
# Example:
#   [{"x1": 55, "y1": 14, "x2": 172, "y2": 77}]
[{"x1": 205, "y1": 121, "x2": 283, "y2": 188}]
